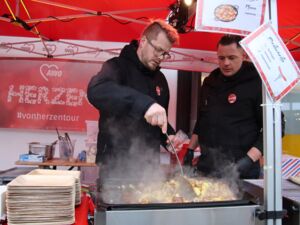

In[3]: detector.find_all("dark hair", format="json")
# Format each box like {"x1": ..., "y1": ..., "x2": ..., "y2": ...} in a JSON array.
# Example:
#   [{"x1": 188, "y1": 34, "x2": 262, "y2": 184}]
[
  {"x1": 142, "y1": 19, "x2": 179, "y2": 45},
  {"x1": 218, "y1": 35, "x2": 242, "y2": 48}
]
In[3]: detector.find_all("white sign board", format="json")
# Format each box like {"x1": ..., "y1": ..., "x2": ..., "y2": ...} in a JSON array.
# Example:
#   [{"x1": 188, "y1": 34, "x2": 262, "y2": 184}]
[
  {"x1": 195, "y1": 0, "x2": 266, "y2": 36},
  {"x1": 240, "y1": 22, "x2": 300, "y2": 102}
]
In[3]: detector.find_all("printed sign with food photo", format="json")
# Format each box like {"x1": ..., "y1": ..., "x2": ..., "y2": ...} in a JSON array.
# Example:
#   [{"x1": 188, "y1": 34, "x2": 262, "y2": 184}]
[
  {"x1": 195, "y1": 0, "x2": 266, "y2": 35},
  {"x1": 214, "y1": 4, "x2": 238, "y2": 22}
]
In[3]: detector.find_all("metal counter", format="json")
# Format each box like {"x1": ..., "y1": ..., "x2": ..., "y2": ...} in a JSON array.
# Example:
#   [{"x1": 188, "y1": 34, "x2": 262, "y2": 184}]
[
  {"x1": 95, "y1": 200, "x2": 259, "y2": 225},
  {"x1": 243, "y1": 179, "x2": 300, "y2": 225}
]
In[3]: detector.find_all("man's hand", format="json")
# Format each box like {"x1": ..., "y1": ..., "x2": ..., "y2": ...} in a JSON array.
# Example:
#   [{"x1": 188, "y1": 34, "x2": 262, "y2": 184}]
[
  {"x1": 247, "y1": 147, "x2": 262, "y2": 162},
  {"x1": 144, "y1": 103, "x2": 167, "y2": 133},
  {"x1": 237, "y1": 147, "x2": 261, "y2": 177},
  {"x1": 236, "y1": 155, "x2": 254, "y2": 176},
  {"x1": 183, "y1": 149, "x2": 194, "y2": 166}
]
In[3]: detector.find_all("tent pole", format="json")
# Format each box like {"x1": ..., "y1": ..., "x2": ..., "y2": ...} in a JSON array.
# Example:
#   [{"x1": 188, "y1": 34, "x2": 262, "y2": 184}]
[{"x1": 264, "y1": 1, "x2": 283, "y2": 225}]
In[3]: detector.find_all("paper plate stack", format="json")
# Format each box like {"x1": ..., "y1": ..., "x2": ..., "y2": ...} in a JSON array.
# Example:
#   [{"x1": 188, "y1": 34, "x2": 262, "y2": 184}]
[
  {"x1": 6, "y1": 175, "x2": 75, "y2": 225},
  {"x1": 28, "y1": 169, "x2": 81, "y2": 205}
]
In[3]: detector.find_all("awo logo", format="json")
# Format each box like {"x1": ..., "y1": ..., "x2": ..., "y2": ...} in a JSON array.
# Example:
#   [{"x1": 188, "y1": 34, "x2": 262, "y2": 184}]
[
  {"x1": 65, "y1": 45, "x2": 79, "y2": 55},
  {"x1": 42, "y1": 44, "x2": 57, "y2": 54},
  {"x1": 39, "y1": 64, "x2": 63, "y2": 82},
  {"x1": 20, "y1": 43, "x2": 35, "y2": 53}
]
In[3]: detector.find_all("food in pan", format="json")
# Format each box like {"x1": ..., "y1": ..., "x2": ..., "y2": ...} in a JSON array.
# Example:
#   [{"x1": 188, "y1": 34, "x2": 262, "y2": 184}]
[
  {"x1": 214, "y1": 4, "x2": 238, "y2": 22},
  {"x1": 101, "y1": 176, "x2": 238, "y2": 204}
]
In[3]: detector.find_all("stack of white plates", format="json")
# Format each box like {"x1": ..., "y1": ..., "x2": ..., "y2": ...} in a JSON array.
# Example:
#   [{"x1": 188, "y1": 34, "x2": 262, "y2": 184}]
[
  {"x1": 28, "y1": 169, "x2": 81, "y2": 205},
  {"x1": 0, "y1": 185, "x2": 7, "y2": 220},
  {"x1": 6, "y1": 175, "x2": 75, "y2": 225}
]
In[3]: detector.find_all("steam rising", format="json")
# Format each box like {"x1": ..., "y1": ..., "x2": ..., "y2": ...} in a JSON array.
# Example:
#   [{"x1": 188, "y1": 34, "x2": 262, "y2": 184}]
[
  {"x1": 192, "y1": 146, "x2": 244, "y2": 200},
  {"x1": 97, "y1": 136, "x2": 171, "y2": 185},
  {"x1": 97, "y1": 138, "x2": 244, "y2": 204}
]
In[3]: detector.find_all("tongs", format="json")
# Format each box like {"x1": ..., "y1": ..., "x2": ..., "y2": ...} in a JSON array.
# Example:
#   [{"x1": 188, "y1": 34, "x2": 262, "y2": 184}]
[
  {"x1": 165, "y1": 133, "x2": 184, "y2": 176},
  {"x1": 56, "y1": 128, "x2": 73, "y2": 152},
  {"x1": 65, "y1": 132, "x2": 74, "y2": 152}
]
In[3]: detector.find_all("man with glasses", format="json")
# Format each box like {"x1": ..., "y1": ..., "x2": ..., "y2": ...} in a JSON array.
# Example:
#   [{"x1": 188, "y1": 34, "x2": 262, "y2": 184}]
[{"x1": 87, "y1": 20, "x2": 179, "y2": 181}]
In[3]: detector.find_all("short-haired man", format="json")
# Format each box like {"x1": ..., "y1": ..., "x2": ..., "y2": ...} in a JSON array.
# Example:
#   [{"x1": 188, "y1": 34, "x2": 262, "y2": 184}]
[
  {"x1": 185, "y1": 35, "x2": 264, "y2": 179},
  {"x1": 88, "y1": 20, "x2": 179, "y2": 180}
]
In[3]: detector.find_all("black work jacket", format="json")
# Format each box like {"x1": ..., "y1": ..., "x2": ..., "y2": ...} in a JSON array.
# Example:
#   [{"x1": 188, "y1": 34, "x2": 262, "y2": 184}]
[
  {"x1": 194, "y1": 62, "x2": 263, "y2": 161},
  {"x1": 87, "y1": 40, "x2": 174, "y2": 164}
]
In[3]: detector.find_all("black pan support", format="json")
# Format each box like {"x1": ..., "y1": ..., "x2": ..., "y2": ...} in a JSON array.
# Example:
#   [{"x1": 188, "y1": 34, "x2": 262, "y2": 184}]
[{"x1": 97, "y1": 197, "x2": 253, "y2": 211}]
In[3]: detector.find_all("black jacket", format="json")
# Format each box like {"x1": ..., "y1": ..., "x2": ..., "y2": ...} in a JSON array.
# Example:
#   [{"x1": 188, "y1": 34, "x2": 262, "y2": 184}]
[
  {"x1": 87, "y1": 40, "x2": 174, "y2": 165},
  {"x1": 193, "y1": 62, "x2": 263, "y2": 176}
]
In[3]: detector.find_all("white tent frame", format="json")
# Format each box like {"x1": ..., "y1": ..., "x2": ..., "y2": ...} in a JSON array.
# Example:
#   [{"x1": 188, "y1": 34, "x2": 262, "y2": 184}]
[
  {"x1": 262, "y1": 1, "x2": 283, "y2": 225},
  {"x1": 1, "y1": 1, "x2": 289, "y2": 224}
]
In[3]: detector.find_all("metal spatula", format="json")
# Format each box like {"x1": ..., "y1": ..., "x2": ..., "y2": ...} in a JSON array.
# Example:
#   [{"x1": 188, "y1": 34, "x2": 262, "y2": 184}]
[{"x1": 165, "y1": 133, "x2": 184, "y2": 177}]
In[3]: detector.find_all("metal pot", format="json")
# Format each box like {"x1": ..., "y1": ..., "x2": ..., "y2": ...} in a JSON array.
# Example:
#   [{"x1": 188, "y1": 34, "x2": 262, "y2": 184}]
[{"x1": 28, "y1": 141, "x2": 57, "y2": 160}]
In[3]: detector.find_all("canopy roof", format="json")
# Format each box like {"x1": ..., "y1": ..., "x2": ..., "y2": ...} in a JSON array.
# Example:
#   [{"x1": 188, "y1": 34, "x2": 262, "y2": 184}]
[{"x1": 1, "y1": 0, "x2": 300, "y2": 62}]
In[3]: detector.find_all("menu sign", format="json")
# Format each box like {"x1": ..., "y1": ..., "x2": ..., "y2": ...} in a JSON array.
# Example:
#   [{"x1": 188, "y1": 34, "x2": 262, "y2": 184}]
[
  {"x1": 240, "y1": 22, "x2": 300, "y2": 102},
  {"x1": 195, "y1": 0, "x2": 266, "y2": 35}
]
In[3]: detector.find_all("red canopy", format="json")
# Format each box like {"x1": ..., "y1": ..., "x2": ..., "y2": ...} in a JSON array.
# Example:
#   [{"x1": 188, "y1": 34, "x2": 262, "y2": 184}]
[{"x1": 1, "y1": 0, "x2": 299, "y2": 62}]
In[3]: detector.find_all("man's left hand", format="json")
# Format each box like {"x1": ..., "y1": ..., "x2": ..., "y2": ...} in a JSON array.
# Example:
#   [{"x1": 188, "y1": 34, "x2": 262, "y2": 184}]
[
  {"x1": 247, "y1": 147, "x2": 262, "y2": 162},
  {"x1": 237, "y1": 147, "x2": 262, "y2": 176},
  {"x1": 237, "y1": 155, "x2": 254, "y2": 175},
  {"x1": 183, "y1": 148, "x2": 194, "y2": 166}
]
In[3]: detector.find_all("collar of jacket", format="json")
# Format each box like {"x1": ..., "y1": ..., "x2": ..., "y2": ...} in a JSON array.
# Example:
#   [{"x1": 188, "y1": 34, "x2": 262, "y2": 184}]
[
  {"x1": 119, "y1": 40, "x2": 160, "y2": 77},
  {"x1": 219, "y1": 61, "x2": 255, "y2": 82},
  {"x1": 206, "y1": 61, "x2": 258, "y2": 89}
]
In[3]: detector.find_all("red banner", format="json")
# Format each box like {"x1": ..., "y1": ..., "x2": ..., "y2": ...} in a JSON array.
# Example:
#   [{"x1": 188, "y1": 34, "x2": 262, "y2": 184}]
[{"x1": 0, "y1": 59, "x2": 101, "y2": 131}]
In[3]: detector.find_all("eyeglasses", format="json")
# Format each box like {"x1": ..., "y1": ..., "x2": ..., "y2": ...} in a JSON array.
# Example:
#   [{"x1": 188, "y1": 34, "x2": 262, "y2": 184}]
[{"x1": 146, "y1": 36, "x2": 171, "y2": 60}]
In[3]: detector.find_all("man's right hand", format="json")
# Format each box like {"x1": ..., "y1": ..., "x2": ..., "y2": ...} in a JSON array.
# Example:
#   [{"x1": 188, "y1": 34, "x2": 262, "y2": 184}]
[{"x1": 144, "y1": 103, "x2": 167, "y2": 134}]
